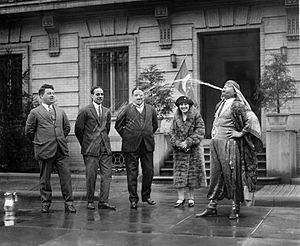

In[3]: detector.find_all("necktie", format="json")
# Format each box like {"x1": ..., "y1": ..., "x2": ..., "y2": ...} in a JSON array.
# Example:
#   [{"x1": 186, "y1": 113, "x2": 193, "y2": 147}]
[
  {"x1": 48, "y1": 105, "x2": 56, "y2": 122},
  {"x1": 98, "y1": 105, "x2": 102, "y2": 119}
]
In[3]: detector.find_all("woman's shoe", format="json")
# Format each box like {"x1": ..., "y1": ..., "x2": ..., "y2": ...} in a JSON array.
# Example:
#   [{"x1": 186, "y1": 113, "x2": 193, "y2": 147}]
[
  {"x1": 188, "y1": 199, "x2": 195, "y2": 207},
  {"x1": 174, "y1": 199, "x2": 185, "y2": 208}
]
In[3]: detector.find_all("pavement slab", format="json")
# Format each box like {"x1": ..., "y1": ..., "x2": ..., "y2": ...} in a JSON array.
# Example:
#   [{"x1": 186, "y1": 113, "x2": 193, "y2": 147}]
[
  {"x1": 251, "y1": 207, "x2": 300, "y2": 240},
  {"x1": 0, "y1": 174, "x2": 300, "y2": 245}
]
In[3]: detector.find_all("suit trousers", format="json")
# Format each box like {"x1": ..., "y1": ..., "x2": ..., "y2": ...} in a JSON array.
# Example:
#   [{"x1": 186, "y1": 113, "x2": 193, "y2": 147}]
[
  {"x1": 124, "y1": 140, "x2": 154, "y2": 203},
  {"x1": 38, "y1": 150, "x2": 73, "y2": 206},
  {"x1": 83, "y1": 152, "x2": 112, "y2": 203}
]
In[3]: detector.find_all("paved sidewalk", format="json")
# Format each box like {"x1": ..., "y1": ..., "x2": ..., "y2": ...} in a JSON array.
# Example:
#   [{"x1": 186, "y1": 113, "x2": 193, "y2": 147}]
[
  {"x1": 0, "y1": 172, "x2": 299, "y2": 246},
  {"x1": 255, "y1": 184, "x2": 300, "y2": 207},
  {"x1": 0, "y1": 173, "x2": 299, "y2": 208}
]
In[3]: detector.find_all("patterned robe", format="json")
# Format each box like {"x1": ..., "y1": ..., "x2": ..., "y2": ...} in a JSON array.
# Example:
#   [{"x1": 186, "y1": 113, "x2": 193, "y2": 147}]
[
  {"x1": 208, "y1": 98, "x2": 263, "y2": 203},
  {"x1": 169, "y1": 106, "x2": 206, "y2": 188}
]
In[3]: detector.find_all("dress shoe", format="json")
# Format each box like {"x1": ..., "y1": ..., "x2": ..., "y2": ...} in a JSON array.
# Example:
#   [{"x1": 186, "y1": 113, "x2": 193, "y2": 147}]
[
  {"x1": 41, "y1": 204, "x2": 50, "y2": 213},
  {"x1": 229, "y1": 203, "x2": 240, "y2": 220},
  {"x1": 87, "y1": 203, "x2": 95, "y2": 210},
  {"x1": 142, "y1": 198, "x2": 156, "y2": 205},
  {"x1": 65, "y1": 204, "x2": 77, "y2": 213},
  {"x1": 229, "y1": 209, "x2": 239, "y2": 220},
  {"x1": 130, "y1": 201, "x2": 137, "y2": 209},
  {"x1": 98, "y1": 202, "x2": 116, "y2": 210},
  {"x1": 188, "y1": 199, "x2": 195, "y2": 207},
  {"x1": 195, "y1": 208, "x2": 217, "y2": 217},
  {"x1": 174, "y1": 199, "x2": 185, "y2": 208}
]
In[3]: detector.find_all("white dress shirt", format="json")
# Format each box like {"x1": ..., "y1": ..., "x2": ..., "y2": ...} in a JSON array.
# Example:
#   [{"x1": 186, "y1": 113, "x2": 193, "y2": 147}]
[
  {"x1": 216, "y1": 98, "x2": 235, "y2": 117},
  {"x1": 93, "y1": 101, "x2": 102, "y2": 117},
  {"x1": 133, "y1": 102, "x2": 144, "y2": 114},
  {"x1": 42, "y1": 102, "x2": 53, "y2": 111}
]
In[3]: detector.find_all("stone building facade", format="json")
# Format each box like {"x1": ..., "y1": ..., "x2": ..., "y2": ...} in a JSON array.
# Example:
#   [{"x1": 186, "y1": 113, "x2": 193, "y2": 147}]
[{"x1": 0, "y1": 0, "x2": 299, "y2": 176}]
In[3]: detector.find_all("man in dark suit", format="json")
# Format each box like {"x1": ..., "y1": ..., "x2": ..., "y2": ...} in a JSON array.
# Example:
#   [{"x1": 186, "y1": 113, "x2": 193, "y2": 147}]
[
  {"x1": 115, "y1": 87, "x2": 158, "y2": 209},
  {"x1": 25, "y1": 84, "x2": 76, "y2": 213},
  {"x1": 75, "y1": 86, "x2": 115, "y2": 210}
]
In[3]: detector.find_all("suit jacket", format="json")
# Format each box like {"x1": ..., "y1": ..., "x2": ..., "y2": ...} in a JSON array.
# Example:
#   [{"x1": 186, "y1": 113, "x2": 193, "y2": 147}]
[
  {"x1": 75, "y1": 103, "x2": 112, "y2": 156},
  {"x1": 115, "y1": 103, "x2": 158, "y2": 152},
  {"x1": 25, "y1": 104, "x2": 70, "y2": 160}
]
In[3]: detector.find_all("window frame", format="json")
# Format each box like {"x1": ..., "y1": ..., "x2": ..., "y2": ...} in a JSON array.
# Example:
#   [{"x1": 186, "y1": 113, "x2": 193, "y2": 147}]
[
  {"x1": 80, "y1": 36, "x2": 137, "y2": 115},
  {"x1": 0, "y1": 45, "x2": 30, "y2": 120},
  {"x1": 91, "y1": 47, "x2": 129, "y2": 112},
  {"x1": 0, "y1": 45, "x2": 30, "y2": 93}
]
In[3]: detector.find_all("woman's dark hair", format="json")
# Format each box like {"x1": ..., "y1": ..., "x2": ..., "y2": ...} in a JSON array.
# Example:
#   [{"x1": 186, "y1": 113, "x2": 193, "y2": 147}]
[{"x1": 175, "y1": 96, "x2": 194, "y2": 108}]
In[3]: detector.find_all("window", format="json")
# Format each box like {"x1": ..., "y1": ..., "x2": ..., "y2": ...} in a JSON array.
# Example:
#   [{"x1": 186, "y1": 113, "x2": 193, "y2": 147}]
[
  {"x1": 0, "y1": 53, "x2": 23, "y2": 120},
  {"x1": 91, "y1": 47, "x2": 129, "y2": 112}
]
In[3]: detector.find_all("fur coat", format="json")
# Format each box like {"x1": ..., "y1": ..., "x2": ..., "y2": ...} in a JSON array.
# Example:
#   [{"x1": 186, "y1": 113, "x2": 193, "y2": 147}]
[{"x1": 169, "y1": 106, "x2": 206, "y2": 188}]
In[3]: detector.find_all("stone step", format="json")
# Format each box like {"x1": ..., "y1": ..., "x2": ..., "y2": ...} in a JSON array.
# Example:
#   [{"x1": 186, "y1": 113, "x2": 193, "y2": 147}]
[
  {"x1": 161, "y1": 166, "x2": 267, "y2": 174},
  {"x1": 257, "y1": 176, "x2": 281, "y2": 185},
  {"x1": 160, "y1": 170, "x2": 268, "y2": 180},
  {"x1": 152, "y1": 176, "x2": 173, "y2": 184},
  {"x1": 165, "y1": 160, "x2": 266, "y2": 166},
  {"x1": 160, "y1": 147, "x2": 267, "y2": 185},
  {"x1": 161, "y1": 148, "x2": 266, "y2": 175},
  {"x1": 254, "y1": 184, "x2": 300, "y2": 207},
  {"x1": 153, "y1": 176, "x2": 280, "y2": 186},
  {"x1": 290, "y1": 177, "x2": 300, "y2": 185}
]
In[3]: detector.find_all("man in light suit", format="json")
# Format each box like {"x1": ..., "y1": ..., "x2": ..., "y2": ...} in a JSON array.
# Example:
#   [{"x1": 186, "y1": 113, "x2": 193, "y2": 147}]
[
  {"x1": 115, "y1": 87, "x2": 158, "y2": 209},
  {"x1": 25, "y1": 84, "x2": 76, "y2": 213},
  {"x1": 75, "y1": 86, "x2": 115, "y2": 210}
]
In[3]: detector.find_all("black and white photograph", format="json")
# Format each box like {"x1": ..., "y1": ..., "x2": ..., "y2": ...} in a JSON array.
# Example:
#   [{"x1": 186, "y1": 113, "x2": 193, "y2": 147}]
[{"x1": 0, "y1": 0, "x2": 299, "y2": 245}]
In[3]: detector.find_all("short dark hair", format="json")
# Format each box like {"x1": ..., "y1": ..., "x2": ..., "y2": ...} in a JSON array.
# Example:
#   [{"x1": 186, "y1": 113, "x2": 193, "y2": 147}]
[
  {"x1": 132, "y1": 86, "x2": 144, "y2": 95},
  {"x1": 91, "y1": 86, "x2": 103, "y2": 94},
  {"x1": 38, "y1": 84, "x2": 54, "y2": 96}
]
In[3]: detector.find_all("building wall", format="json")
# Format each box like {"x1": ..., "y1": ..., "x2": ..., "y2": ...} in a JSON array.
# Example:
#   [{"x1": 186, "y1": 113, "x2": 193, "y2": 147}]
[{"x1": 0, "y1": 2, "x2": 299, "y2": 172}]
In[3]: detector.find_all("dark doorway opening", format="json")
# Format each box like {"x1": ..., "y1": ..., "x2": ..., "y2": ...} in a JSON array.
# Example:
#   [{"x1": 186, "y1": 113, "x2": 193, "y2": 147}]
[{"x1": 200, "y1": 30, "x2": 260, "y2": 138}]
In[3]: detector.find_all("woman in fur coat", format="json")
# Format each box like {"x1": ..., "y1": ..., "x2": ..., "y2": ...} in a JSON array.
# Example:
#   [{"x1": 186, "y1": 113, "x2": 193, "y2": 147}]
[{"x1": 169, "y1": 96, "x2": 206, "y2": 208}]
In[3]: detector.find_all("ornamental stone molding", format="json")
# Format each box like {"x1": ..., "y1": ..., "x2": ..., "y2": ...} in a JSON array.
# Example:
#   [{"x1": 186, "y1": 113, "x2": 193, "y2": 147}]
[
  {"x1": 155, "y1": 5, "x2": 172, "y2": 49},
  {"x1": 285, "y1": 0, "x2": 299, "y2": 41},
  {"x1": 42, "y1": 14, "x2": 60, "y2": 57}
]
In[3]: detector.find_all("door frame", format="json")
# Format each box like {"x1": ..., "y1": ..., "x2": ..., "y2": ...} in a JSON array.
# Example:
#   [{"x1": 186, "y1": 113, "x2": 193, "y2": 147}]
[{"x1": 197, "y1": 28, "x2": 262, "y2": 138}]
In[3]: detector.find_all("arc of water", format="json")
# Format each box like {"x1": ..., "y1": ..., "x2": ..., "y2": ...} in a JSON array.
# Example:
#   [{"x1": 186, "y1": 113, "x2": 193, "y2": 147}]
[
  {"x1": 193, "y1": 79, "x2": 223, "y2": 91},
  {"x1": 171, "y1": 78, "x2": 222, "y2": 91}
]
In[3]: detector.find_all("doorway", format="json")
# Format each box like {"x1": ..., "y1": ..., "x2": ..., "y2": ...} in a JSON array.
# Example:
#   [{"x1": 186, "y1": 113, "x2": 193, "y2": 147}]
[{"x1": 200, "y1": 30, "x2": 260, "y2": 138}]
